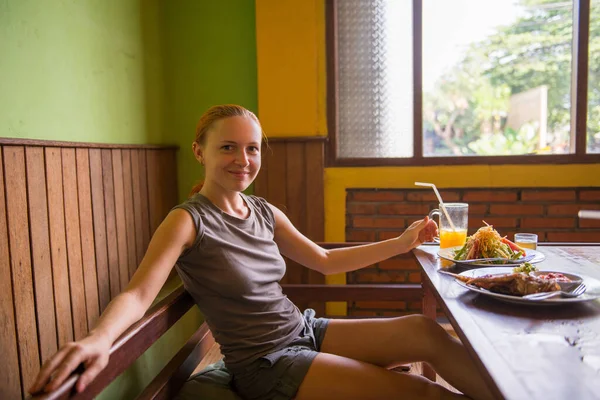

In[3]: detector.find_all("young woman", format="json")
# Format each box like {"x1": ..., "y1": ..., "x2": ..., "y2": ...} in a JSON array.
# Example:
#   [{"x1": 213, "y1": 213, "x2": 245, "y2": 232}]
[{"x1": 30, "y1": 105, "x2": 492, "y2": 400}]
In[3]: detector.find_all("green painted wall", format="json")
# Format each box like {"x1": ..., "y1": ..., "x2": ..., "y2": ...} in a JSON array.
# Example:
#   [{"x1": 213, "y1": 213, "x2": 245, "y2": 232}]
[
  {"x1": 2, "y1": 0, "x2": 257, "y2": 398},
  {"x1": 161, "y1": 0, "x2": 258, "y2": 201},
  {"x1": 0, "y1": 0, "x2": 164, "y2": 144}
]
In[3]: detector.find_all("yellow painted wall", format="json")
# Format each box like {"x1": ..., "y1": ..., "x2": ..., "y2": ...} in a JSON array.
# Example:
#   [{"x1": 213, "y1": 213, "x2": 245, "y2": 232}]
[
  {"x1": 255, "y1": 0, "x2": 600, "y2": 314},
  {"x1": 256, "y1": 0, "x2": 326, "y2": 136}
]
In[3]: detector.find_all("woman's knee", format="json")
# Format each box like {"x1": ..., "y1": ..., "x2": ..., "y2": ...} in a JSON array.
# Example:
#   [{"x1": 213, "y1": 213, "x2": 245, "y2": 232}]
[
  {"x1": 395, "y1": 314, "x2": 445, "y2": 337},
  {"x1": 394, "y1": 315, "x2": 449, "y2": 359}
]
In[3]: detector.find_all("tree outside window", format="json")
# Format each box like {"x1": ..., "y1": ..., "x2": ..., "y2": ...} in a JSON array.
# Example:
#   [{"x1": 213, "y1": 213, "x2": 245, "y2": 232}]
[{"x1": 330, "y1": 0, "x2": 599, "y2": 163}]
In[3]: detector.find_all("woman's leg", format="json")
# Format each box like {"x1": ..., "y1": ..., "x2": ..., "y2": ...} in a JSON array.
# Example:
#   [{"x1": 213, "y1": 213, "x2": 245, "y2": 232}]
[
  {"x1": 295, "y1": 351, "x2": 465, "y2": 400},
  {"x1": 299, "y1": 315, "x2": 494, "y2": 400}
]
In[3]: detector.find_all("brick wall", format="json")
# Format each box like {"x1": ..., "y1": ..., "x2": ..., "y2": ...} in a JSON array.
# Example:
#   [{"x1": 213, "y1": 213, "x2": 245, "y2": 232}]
[{"x1": 345, "y1": 187, "x2": 600, "y2": 317}]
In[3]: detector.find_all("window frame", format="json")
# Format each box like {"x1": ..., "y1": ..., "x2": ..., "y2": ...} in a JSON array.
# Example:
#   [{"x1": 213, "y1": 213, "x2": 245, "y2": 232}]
[{"x1": 326, "y1": 0, "x2": 600, "y2": 166}]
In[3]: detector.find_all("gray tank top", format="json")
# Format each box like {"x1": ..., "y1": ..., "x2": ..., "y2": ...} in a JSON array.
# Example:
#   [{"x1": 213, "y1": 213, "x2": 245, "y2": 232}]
[{"x1": 172, "y1": 193, "x2": 304, "y2": 370}]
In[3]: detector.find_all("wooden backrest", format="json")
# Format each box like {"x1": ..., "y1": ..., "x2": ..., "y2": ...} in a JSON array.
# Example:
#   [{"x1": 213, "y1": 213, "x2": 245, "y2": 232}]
[
  {"x1": 29, "y1": 286, "x2": 199, "y2": 400},
  {"x1": 0, "y1": 138, "x2": 179, "y2": 400},
  {"x1": 31, "y1": 280, "x2": 423, "y2": 400}
]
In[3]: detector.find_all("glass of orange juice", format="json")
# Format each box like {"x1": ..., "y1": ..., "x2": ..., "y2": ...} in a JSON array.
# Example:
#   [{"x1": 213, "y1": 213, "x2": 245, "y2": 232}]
[
  {"x1": 514, "y1": 233, "x2": 538, "y2": 250},
  {"x1": 428, "y1": 203, "x2": 468, "y2": 248}
]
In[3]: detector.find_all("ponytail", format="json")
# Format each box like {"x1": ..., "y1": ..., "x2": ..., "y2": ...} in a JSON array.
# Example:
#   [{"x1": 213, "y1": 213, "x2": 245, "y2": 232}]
[{"x1": 189, "y1": 181, "x2": 203, "y2": 198}]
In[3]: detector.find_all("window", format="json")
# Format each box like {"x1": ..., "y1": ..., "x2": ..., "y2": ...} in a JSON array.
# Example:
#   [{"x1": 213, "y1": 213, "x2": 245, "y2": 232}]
[
  {"x1": 588, "y1": 0, "x2": 600, "y2": 153},
  {"x1": 327, "y1": 0, "x2": 600, "y2": 165}
]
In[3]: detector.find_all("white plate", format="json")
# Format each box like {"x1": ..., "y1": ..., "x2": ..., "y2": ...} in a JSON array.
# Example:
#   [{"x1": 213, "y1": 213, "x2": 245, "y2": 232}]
[
  {"x1": 453, "y1": 267, "x2": 600, "y2": 305},
  {"x1": 438, "y1": 247, "x2": 545, "y2": 267}
]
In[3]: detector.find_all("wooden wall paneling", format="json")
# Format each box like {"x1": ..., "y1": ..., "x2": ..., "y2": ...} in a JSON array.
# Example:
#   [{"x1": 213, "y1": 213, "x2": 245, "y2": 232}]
[
  {"x1": 265, "y1": 143, "x2": 288, "y2": 210},
  {"x1": 146, "y1": 150, "x2": 163, "y2": 234},
  {"x1": 4, "y1": 146, "x2": 40, "y2": 394},
  {"x1": 265, "y1": 143, "x2": 287, "y2": 283},
  {"x1": 25, "y1": 147, "x2": 58, "y2": 363},
  {"x1": 164, "y1": 150, "x2": 179, "y2": 213},
  {"x1": 76, "y1": 148, "x2": 100, "y2": 330},
  {"x1": 111, "y1": 150, "x2": 129, "y2": 293},
  {"x1": 89, "y1": 149, "x2": 111, "y2": 312},
  {"x1": 121, "y1": 150, "x2": 138, "y2": 279},
  {"x1": 138, "y1": 150, "x2": 152, "y2": 255},
  {"x1": 101, "y1": 149, "x2": 121, "y2": 299},
  {"x1": 130, "y1": 150, "x2": 145, "y2": 265},
  {"x1": 254, "y1": 145, "x2": 268, "y2": 197},
  {"x1": 304, "y1": 141, "x2": 325, "y2": 243},
  {"x1": 304, "y1": 141, "x2": 326, "y2": 315},
  {"x1": 0, "y1": 147, "x2": 24, "y2": 400},
  {"x1": 61, "y1": 148, "x2": 88, "y2": 341},
  {"x1": 45, "y1": 147, "x2": 74, "y2": 347},
  {"x1": 285, "y1": 142, "x2": 307, "y2": 285}
]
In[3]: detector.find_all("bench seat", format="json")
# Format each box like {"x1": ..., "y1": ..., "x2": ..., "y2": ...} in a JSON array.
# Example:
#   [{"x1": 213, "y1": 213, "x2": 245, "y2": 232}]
[{"x1": 31, "y1": 279, "x2": 426, "y2": 400}]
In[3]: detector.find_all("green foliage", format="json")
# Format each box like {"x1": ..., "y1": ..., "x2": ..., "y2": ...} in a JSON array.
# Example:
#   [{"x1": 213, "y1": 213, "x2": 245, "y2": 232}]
[
  {"x1": 424, "y1": 0, "x2": 599, "y2": 155},
  {"x1": 468, "y1": 124, "x2": 539, "y2": 155}
]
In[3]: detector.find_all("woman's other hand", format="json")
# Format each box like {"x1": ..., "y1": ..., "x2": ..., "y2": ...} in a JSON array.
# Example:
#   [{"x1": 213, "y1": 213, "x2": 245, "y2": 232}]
[
  {"x1": 400, "y1": 216, "x2": 438, "y2": 250},
  {"x1": 29, "y1": 333, "x2": 111, "y2": 395}
]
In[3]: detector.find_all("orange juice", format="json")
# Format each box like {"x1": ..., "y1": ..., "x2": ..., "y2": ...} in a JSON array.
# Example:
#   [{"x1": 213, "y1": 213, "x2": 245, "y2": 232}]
[
  {"x1": 440, "y1": 229, "x2": 468, "y2": 248},
  {"x1": 515, "y1": 241, "x2": 537, "y2": 250},
  {"x1": 514, "y1": 233, "x2": 538, "y2": 250}
]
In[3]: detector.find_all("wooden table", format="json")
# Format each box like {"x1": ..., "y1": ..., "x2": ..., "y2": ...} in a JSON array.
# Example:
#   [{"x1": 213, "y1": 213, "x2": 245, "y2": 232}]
[{"x1": 413, "y1": 244, "x2": 600, "y2": 400}]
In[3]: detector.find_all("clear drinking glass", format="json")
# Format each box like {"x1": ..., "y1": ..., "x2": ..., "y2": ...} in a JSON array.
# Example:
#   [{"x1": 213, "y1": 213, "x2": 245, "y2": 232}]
[
  {"x1": 428, "y1": 203, "x2": 468, "y2": 248},
  {"x1": 514, "y1": 233, "x2": 538, "y2": 250}
]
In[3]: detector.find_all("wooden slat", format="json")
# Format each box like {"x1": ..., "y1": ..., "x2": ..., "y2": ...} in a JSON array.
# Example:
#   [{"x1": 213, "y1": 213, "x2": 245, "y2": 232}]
[
  {"x1": 45, "y1": 147, "x2": 74, "y2": 347},
  {"x1": 285, "y1": 142, "x2": 306, "y2": 285},
  {"x1": 121, "y1": 150, "x2": 138, "y2": 279},
  {"x1": 162, "y1": 150, "x2": 179, "y2": 215},
  {"x1": 254, "y1": 145, "x2": 269, "y2": 197},
  {"x1": 25, "y1": 147, "x2": 58, "y2": 363},
  {"x1": 31, "y1": 286, "x2": 195, "y2": 400},
  {"x1": 138, "y1": 150, "x2": 152, "y2": 255},
  {"x1": 89, "y1": 149, "x2": 110, "y2": 312},
  {"x1": 265, "y1": 143, "x2": 288, "y2": 283},
  {"x1": 421, "y1": 276, "x2": 437, "y2": 381},
  {"x1": 285, "y1": 142, "x2": 306, "y2": 231},
  {"x1": 192, "y1": 342, "x2": 222, "y2": 374},
  {"x1": 305, "y1": 141, "x2": 326, "y2": 314},
  {"x1": 265, "y1": 142, "x2": 287, "y2": 210},
  {"x1": 305, "y1": 141, "x2": 325, "y2": 243},
  {"x1": 130, "y1": 150, "x2": 145, "y2": 265},
  {"x1": 0, "y1": 137, "x2": 177, "y2": 150},
  {"x1": 112, "y1": 149, "x2": 129, "y2": 292},
  {"x1": 146, "y1": 150, "x2": 163, "y2": 234},
  {"x1": 0, "y1": 147, "x2": 23, "y2": 400},
  {"x1": 76, "y1": 149, "x2": 100, "y2": 330},
  {"x1": 4, "y1": 146, "x2": 40, "y2": 395},
  {"x1": 101, "y1": 149, "x2": 120, "y2": 299},
  {"x1": 62, "y1": 148, "x2": 88, "y2": 340}
]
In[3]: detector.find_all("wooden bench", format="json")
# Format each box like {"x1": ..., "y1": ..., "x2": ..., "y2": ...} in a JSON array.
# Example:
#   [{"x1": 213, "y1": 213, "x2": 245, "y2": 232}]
[
  {"x1": 1, "y1": 138, "x2": 429, "y2": 399},
  {"x1": 30, "y1": 263, "x2": 424, "y2": 400}
]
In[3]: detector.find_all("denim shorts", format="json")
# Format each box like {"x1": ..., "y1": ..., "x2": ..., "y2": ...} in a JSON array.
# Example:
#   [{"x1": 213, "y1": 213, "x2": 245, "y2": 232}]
[{"x1": 231, "y1": 309, "x2": 329, "y2": 400}]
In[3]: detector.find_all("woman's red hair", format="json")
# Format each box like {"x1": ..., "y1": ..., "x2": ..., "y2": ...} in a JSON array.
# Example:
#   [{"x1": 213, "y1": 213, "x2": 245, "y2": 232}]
[{"x1": 189, "y1": 105, "x2": 263, "y2": 197}]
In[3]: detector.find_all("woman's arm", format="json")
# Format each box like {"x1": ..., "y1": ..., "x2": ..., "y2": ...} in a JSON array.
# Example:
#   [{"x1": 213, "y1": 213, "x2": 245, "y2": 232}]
[
  {"x1": 29, "y1": 208, "x2": 197, "y2": 394},
  {"x1": 269, "y1": 204, "x2": 437, "y2": 275}
]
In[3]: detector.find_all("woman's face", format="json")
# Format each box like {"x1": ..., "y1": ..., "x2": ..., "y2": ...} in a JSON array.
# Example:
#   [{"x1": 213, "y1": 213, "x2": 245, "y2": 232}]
[{"x1": 194, "y1": 116, "x2": 262, "y2": 193}]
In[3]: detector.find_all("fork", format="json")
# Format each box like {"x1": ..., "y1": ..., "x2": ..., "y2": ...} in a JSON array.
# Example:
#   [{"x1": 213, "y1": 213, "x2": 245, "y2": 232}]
[{"x1": 522, "y1": 283, "x2": 587, "y2": 300}]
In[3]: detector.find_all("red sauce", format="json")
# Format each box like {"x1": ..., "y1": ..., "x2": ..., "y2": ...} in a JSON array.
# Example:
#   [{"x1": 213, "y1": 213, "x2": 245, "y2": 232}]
[{"x1": 537, "y1": 273, "x2": 572, "y2": 282}]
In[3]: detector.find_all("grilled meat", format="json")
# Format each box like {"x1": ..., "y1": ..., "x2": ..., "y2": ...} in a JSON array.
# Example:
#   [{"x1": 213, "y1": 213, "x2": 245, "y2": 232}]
[{"x1": 455, "y1": 273, "x2": 560, "y2": 296}]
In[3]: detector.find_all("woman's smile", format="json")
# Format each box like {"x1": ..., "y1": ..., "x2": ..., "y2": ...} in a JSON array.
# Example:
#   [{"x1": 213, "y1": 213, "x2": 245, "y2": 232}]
[{"x1": 228, "y1": 170, "x2": 250, "y2": 180}]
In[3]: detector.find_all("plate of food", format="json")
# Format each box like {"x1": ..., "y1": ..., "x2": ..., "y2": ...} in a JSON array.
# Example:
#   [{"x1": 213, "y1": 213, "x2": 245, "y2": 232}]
[
  {"x1": 442, "y1": 267, "x2": 600, "y2": 305},
  {"x1": 437, "y1": 224, "x2": 545, "y2": 267}
]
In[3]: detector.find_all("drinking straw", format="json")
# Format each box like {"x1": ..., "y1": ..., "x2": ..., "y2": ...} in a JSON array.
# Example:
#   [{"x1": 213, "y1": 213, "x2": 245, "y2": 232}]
[
  {"x1": 414, "y1": 182, "x2": 457, "y2": 231},
  {"x1": 578, "y1": 210, "x2": 600, "y2": 220}
]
